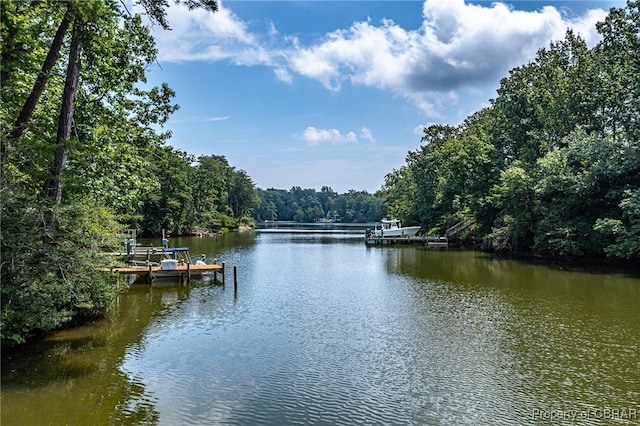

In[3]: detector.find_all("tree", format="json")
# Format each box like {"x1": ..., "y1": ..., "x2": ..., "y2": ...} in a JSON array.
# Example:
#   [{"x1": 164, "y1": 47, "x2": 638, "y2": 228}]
[
  {"x1": 491, "y1": 30, "x2": 592, "y2": 166},
  {"x1": 376, "y1": 2, "x2": 639, "y2": 260},
  {"x1": 593, "y1": 1, "x2": 640, "y2": 141},
  {"x1": 42, "y1": 4, "x2": 84, "y2": 230},
  {"x1": 1, "y1": 0, "x2": 220, "y2": 346},
  {"x1": 488, "y1": 161, "x2": 536, "y2": 252},
  {"x1": 138, "y1": 146, "x2": 194, "y2": 235},
  {"x1": 5, "y1": 2, "x2": 71, "y2": 142},
  {"x1": 595, "y1": 190, "x2": 640, "y2": 258},
  {"x1": 378, "y1": 167, "x2": 418, "y2": 226},
  {"x1": 228, "y1": 169, "x2": 260, "y2": 219},
  {"x1": 190, "y1": 155, "x2": 232, "y2": 226},
  {"x1": 3, "y1": 0, "x2": 218, "y2": 226},
  {"x1": 1, "y1": 185, "x2": 122, "y2": 346}
]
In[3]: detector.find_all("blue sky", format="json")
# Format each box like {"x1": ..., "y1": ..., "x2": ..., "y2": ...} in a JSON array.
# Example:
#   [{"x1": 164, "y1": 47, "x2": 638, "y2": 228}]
[{"x1": 136, "y1": 0, "x2": 625, "y2": 193}]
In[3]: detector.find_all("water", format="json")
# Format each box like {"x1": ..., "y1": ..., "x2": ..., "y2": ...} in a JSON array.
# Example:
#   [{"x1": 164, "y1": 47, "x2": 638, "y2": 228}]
[{"x1": 2, "y1": 232, "x2": 639, "y2": 425}]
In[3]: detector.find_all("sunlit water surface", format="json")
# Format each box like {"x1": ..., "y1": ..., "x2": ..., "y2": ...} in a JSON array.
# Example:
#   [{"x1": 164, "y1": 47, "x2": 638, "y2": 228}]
[{"x1": 2, "y1": 232, "x2": 639, "y2": 425}]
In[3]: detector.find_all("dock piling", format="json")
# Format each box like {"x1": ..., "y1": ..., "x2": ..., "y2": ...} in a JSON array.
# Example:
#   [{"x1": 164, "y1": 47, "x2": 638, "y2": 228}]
[
  {"x1": 146, "y1": 264, "x2": 153, "y2": 284},
  {"x1": 233, "y1": 266, "x2": 237, "y2": 296}
]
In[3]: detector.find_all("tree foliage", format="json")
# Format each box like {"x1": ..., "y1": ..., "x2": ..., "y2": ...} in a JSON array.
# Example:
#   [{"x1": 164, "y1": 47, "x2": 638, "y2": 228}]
[
  {"x1": 1, "y1": 182, "x2": 122, "y2": 346},
  {"x1": 134, "y1": 152, "x2": 260, "y2": 235},
  {"x1": 380, "y1": 1, "x2": 640, "y2": 259},
  {"x1": 254, "y1": 187, "x2": 384, "y2": 223},
  {"x1": 1, "y1": 0, "x2": 223, "y2": 346}
]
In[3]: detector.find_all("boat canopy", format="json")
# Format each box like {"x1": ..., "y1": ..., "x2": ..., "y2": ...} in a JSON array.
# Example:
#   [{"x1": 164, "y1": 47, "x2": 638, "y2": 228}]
[{"x1": 162, "y1": 247, "x2": 190, "y2": 253}]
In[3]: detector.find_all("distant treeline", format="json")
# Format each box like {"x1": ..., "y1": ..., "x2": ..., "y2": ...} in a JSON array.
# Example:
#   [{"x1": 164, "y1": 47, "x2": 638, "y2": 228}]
[
  {"x1": 131, "y1": 153, "x2": 261, "y2": 236},
  {"x1": 254, "y1": 187, "x2": 383, "y2": 223},
  {"x1": 378, "y1": 2, "x2": 639, "y2": 259}
]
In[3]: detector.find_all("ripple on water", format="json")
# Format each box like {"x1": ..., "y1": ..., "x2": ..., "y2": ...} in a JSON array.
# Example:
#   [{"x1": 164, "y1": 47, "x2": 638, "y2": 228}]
[{"x1": 113, "y1": 238, "x2": 640, "y2": 426}]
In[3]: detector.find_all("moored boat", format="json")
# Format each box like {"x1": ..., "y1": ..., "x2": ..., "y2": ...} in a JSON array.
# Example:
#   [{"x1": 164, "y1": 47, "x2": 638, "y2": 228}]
[{"x1": 368, "y1": 218, "x2": 421, "y2": 238}]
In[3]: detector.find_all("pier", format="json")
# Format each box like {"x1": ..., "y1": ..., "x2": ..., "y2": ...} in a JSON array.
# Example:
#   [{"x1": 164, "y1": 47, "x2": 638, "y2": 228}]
[
  {"x1": 364, "y1": 235, "x2": 449, "y2": 247},
  {"x1": 107, "y1": 263, "x2": 225, "y2": 284},
  {"x1": 107, "y1": 229, "x2": 227, "y2": 284},
  {"x1": 364, "y1": 219, "x2": 476, "y2": 248}
]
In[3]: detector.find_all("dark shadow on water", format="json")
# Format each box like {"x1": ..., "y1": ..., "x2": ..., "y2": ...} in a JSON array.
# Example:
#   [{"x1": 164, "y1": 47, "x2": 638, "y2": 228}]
[
  {"x1": 1, "y1": 336, "x2": 105, "y2": 389},
  {"x1": 417, "y1": 246, "x2": 640, "y2": 279},
  {"x1": 491, "y1": 251, "x2": 640, "y2": 279}
]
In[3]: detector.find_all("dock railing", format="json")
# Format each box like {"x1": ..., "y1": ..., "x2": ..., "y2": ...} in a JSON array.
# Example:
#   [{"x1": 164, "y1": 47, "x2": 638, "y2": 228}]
[{"x1": 445, "y1": 219, "x2": 476, "y2": 238}]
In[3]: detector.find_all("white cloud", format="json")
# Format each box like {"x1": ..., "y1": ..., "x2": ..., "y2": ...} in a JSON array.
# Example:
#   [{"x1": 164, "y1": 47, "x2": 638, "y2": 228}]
[
  {"x1": 142, "y1": 0, "x2": 612, "y2": 116},
  {"x1": 286, "y1": 0, "x2": 610, "y2": 116},
  {"x1": 170, "y1": 115, "x2": 230, "y2": 123},
  {"x1": 274, "y1": 67, "x2": 293, "y2": 84},
  {"x1": 301, "y1": 126, "x2": 375, "y2": 146},
  {"x1": 413, "y1": 124, "x2": 427, "y2": 135},
  {"x1": 359, "y1": 127, "x2": 375, "y2": 143},
  {"x1": 303, "y1": 127, "x2": 358, "y2": 146},
  {"x1": 567, "y1": 8, "x2": 610, "y2": 45},
  {"x1": 207, "y1": 116, "x2": 230, "y2": 122},
  {"x1": 138, "y1": 0, "x2": 262, "y2": 63}
]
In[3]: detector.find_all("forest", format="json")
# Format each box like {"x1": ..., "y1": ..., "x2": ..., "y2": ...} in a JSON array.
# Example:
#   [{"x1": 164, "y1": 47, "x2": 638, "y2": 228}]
[
  {"x1": 1, "y1": 0, "x2": 638, "y2": 346},
  {"x1": 1, "y1": 0, "x2": 227, "y2": 346},
  {"x1": 379, "y1": 2, "x2": 639, "y2": 260},
  {"x1": 255, "y1": 187, "x2": 383, "y2": 223}
]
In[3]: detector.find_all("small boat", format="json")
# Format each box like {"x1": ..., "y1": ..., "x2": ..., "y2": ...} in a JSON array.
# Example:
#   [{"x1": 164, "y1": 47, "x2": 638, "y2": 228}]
[{"x1": 370, "y1": 218, "x2": 421, "y2": 238}]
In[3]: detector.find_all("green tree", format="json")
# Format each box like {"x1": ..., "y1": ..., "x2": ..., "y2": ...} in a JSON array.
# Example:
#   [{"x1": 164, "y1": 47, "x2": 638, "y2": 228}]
[
  {"x1": 377, "y1": 2, "x2": 639, "y2": 260},
  {"x1": 138, "y1": 146, "x2": 193, "y2": 235},
  {"x1": 190, "y1": 155, "x2": 232, "y2": 226},
  {"x1": 533, "y1": 130, "x2": 638, "y2": 257},
  {"x1": 491, "y1": 30, "x2": 592, "y2": 166},
  {"x1": 1, "y1": 185, "x2": 122, "y2": 346},
  {"x1": 592, "y1": 1, "x2": 640, "y2": 141},
  {"x1": 594, "y1": 190, "x2": 640, "y2": 258},
  {"x1": 488, "y1": 161, "x2": 536, "y2": 252},
  {"x1": 228, "y1": 169, "x2": 260, "y2": 219},
  {"x1": 378, "y1": 166, "x2": 418, "y2": 226},
  {"x1": 1, "y1": 0, "x2": 219, "y2": 346}
]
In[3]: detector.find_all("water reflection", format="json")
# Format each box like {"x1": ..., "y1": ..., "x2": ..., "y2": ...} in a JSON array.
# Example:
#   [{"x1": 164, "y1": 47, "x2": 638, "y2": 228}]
[
  {"x1": 380, "y1": 247, "x2": 640, "y2": 424},
  {"x1": 1, "y1": 280, "x2": 213, "y2": 425}
]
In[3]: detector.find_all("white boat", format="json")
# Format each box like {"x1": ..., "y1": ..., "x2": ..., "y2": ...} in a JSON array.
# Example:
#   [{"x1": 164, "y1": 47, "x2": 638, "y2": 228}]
[{"x1": 371, "y1": 218, "x2": 421, "y2": 238}]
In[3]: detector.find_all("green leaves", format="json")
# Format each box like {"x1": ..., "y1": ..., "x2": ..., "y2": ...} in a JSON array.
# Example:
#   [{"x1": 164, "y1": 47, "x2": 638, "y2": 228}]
[
  {"x1": 255, "y1": 188, "x2": 383, "y2": 224},
  {"x1": 378, "y1": 2, "x2": 640, "y2": 260},
  {"x1": 0, "y1": 0, "x2": 226, "y2": 345},
  {"x1": 1, "y1": 189, "x2": 121, "y2": 347},
  {"x1": 595, "y1": 189, "x2": 640, "y2": 258}
]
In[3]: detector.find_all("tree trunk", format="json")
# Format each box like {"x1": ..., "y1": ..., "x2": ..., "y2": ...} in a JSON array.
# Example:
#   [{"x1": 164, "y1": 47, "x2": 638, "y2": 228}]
[
  {"x1": 42, "y1": 15, "x2": 82, "y2": 230},
  {"x1": 9, "y1": 6, "x2": 71, "y2": 140}
]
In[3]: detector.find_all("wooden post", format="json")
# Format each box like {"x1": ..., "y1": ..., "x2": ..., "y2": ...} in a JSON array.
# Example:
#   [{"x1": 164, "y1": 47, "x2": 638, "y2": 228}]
[
  {"x1": 146, "y1": 264, "x2": 153, "y2": 284},
  {"x1": 233, "y1": 266, "x2": 237, "y2": 296},
  {"x1": 187, "y1": 262, "x2": 191, "y2": 283},
  {"x1": 222, "y1": 262, "x2": 226, "y2": 285}
]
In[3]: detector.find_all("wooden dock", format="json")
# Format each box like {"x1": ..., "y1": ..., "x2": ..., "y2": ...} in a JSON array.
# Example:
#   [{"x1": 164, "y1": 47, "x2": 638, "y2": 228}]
[
  {"x1": 363, "y1": 218, "x2": 477, "y2": 247},
  {"x1": 107, "y1": 263, "x2": 224, "y2": 284},
  {"x1": 364, "y1": 236, "x2": 449, "y2": 247}
]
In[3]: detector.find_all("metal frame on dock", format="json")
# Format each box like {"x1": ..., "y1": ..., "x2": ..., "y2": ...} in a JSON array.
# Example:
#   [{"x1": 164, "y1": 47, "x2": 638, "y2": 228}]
[{"x1": 108, "y1": 262, "x2": 225, "y2": 284}]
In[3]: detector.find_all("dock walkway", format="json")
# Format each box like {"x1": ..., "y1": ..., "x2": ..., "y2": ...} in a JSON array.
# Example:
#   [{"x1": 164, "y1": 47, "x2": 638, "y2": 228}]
[
  {"x1": 364, "y1": 235, "x2": 449, "y2": 247},
  {"x1": 107, "y1": 263, "x2": 224, "y2": 284}
]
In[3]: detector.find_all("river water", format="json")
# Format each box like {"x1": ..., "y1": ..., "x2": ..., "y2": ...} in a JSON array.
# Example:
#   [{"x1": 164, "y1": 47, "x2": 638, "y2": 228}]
[{"x1": 2, "y1": 232, "x2": 639, "y2": 425}]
